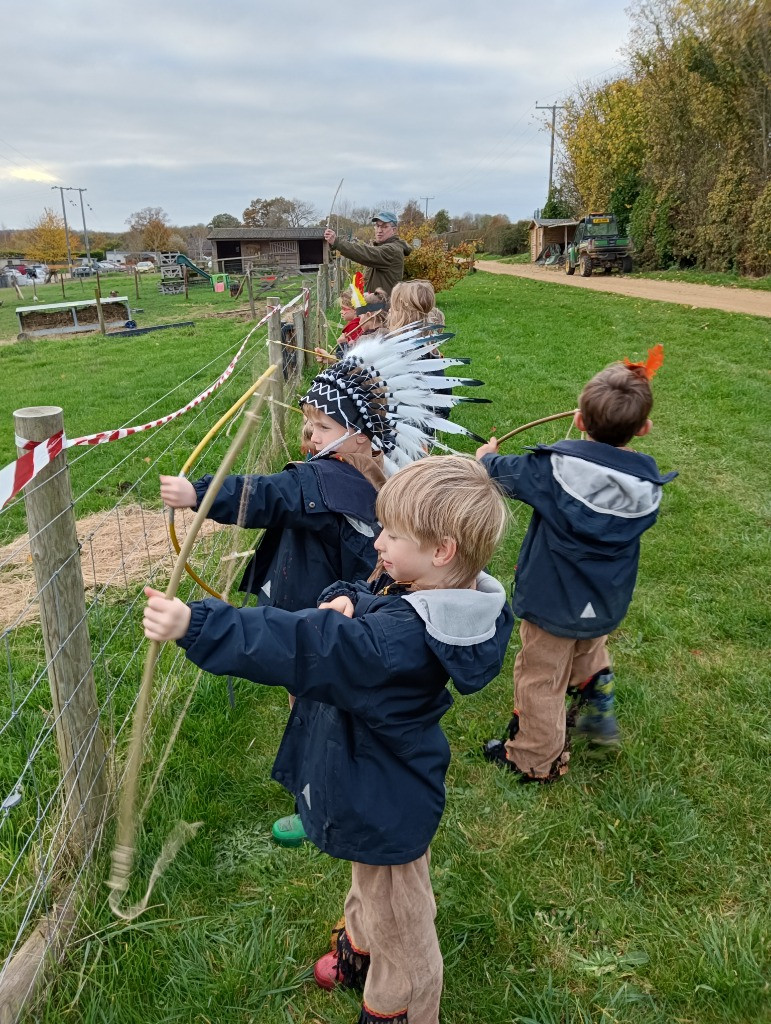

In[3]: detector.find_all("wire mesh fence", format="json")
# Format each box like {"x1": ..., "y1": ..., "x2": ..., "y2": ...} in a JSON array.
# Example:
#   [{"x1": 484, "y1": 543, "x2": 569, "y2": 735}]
[{"x1": 0, "y1": 267, "x2": 342, "y2": 1019}]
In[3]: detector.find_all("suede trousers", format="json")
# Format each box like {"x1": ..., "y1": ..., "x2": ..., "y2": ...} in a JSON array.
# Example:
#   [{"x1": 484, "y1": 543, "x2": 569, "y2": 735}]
[
  {"x1": 505, "y1": 619, "x2": 610, "y2": 777},
  {"x1": 345, "y1": 853, "x2": 443, "y2": 1024}
]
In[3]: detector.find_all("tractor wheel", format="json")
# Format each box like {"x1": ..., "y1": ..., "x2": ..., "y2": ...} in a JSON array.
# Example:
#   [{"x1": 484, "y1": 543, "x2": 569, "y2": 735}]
[
  {"x1": 622, "y1": 256, "x2": 633, "y2": 273},
  {"x1": 564, "y1": 256, "x2": 575, "y2": 276},
  {"x1": 579, "y1": 255, "x2": 592, "y2": 277}
]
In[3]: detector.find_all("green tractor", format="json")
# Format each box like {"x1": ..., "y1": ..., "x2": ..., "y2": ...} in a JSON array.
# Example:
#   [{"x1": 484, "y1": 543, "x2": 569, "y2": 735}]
[{"x1": 564, "y1": 214, "x2": 633, "y2": 277}]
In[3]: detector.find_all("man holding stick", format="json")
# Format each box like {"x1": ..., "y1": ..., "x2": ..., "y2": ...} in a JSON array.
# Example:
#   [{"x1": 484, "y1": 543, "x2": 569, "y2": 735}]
[{"x1": 324, "y1": 212, "x2": 411, "y2": 297}]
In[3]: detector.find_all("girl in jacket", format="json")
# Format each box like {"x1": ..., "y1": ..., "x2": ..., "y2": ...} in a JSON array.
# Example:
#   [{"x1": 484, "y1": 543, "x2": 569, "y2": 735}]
[{"x1": 144, "y1": 455, "x2": 513, "y2": 1024}]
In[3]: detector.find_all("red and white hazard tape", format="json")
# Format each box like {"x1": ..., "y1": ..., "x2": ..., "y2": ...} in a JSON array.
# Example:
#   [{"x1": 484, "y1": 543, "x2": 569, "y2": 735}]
[{"x1": 1, "y1": 292, "x2": 306, "y2": 509}]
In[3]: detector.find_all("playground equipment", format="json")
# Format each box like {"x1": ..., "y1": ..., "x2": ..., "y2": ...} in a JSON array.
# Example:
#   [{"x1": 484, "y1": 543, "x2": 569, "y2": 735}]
[
  {"x1": 175, "y1": 253, "x2": 215, "y2": 285},
  {"x1": 158, "y1": 253, "x2": 225, "y2": 294}
]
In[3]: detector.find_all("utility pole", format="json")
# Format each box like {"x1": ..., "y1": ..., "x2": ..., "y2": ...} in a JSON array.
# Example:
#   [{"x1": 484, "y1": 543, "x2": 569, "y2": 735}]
[
  {"x1": 74, "y1": 188, "x2": 92, "y2": 266},
  {"x1": 51, "y1": 186, "x2": 74, "y2": 278},
  {"x1": 420, "y1": 196, "x2": 434, "y2": 220},
  {"x1": 535, "y1": 103, "x2": 566, "y2": 198}
]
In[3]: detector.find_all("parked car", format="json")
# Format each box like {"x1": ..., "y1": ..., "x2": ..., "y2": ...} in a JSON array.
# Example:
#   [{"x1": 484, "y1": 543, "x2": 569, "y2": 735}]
[
  {"x1": 72, "y1": 265, "x2": 98, "y2": 278},
  {"x1": 135, "y1": 261, "x2": 156, "y2": 273},
  {"x1": 97, "y1": 260, "x2": 120, "y2": 271}
]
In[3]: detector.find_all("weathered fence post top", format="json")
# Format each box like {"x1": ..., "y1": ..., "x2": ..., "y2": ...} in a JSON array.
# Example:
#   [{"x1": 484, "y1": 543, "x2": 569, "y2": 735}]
[{"x1": 14, "y1": 405, "x2": 64, "y2": 432}]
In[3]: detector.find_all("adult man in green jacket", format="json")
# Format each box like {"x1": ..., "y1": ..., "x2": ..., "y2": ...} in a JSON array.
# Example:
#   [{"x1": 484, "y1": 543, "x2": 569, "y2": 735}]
[{"x1": 324, "y1": 211, "x2": 411, "y2": 296}]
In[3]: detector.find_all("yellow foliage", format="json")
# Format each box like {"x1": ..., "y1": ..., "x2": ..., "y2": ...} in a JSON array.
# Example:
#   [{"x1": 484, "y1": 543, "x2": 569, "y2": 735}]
[{"x1": 25, "y1": 208, "x2": 70, "y2": 264}]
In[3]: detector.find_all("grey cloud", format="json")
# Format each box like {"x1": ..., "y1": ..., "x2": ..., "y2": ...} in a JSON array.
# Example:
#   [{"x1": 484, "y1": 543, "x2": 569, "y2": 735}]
[{"x1": 2, "y1": 1, "x2": 630, "y2": 228}]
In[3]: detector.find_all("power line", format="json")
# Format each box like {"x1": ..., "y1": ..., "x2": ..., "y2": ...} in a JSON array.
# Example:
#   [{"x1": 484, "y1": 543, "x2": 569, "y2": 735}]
[
  {"x1": 535, "y1": 103, "x2": 566, "y2": 197},
  {"x1": 419, "y1": 196, "x2": 434, "y2": 219}
]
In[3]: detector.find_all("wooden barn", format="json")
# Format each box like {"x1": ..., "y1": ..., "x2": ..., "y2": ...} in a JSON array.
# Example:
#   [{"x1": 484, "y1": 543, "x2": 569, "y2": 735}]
[
  {"x1": 529, "y1": 217, "x2": 579, "y2": 262},
  {"x1": 207, "y1": 227, "x2": 329, "y2": 274}
]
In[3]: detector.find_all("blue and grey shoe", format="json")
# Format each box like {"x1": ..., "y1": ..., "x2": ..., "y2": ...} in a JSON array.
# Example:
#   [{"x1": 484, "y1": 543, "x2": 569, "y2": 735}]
[{"x1": 573, "y1": 669, "x2": 621, "y2": 747}]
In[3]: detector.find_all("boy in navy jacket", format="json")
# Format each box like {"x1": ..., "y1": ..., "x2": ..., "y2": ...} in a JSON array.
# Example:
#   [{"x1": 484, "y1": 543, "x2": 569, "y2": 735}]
[
  {"x1": 477, "y1": 357, "x2": 676, "y2": 782},
  {"x1": 160, "y1": 327, "x2": 491, "y2": 853},
  {"x1": 144, "y1": 456, "x2": 513, "y2": 1024}
]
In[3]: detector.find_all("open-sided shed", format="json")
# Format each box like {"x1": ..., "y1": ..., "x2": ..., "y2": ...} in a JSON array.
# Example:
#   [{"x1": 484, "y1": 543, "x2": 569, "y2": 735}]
[
  {"x1": 529, "y1": 217, "x2": 579, "y2": 262},
  {"x1": 207, "y1": 227, "x2": 329, "y2": 275}
]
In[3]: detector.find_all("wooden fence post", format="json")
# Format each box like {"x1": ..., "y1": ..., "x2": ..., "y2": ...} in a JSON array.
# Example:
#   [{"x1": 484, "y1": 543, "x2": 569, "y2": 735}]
[
  {"x1": 13, "y1": 406, "x2": 107, "y2": 850},
  {"x1": 245, "y1": 269, "x2": 256, "y2": 320},
  {"x1": 292, "y1": 309, "x2": 305, "y2": 376},
  {"x1": 266, "y1": 297, "x2": 285, "y2": 450},
  {"x1": 94, "y1": 287, "x2": 106, "y2": 336}
]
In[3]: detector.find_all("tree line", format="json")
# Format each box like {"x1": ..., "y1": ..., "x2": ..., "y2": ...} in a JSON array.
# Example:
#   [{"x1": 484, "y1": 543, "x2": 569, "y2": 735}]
[
  {"x1": 1, "y1": 197, "x2": 531, "y2": 266},
  {"x1": 550, "y1": 0, "x2": 770, "y2": 275}
]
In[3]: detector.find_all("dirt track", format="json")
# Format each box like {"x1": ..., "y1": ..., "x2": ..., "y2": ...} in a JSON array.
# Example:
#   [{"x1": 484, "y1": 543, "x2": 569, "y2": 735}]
[{"x1": 477, "y1": 261, "x2": 771, "y2": 318}]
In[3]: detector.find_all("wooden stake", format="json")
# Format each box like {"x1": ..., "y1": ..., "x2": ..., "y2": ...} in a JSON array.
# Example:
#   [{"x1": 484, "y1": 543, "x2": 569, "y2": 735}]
[{"x1": 94, "y1": 287, "x2": 106, "y2": 336}]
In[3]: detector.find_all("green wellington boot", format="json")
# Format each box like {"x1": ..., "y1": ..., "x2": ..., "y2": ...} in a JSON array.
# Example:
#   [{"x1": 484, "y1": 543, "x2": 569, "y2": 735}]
[
  {"x1": 271, "y1": 812, "x2": 308, "y2": 848},
  {"x1": 574, "y1": 669, "x2": 622, "y2": 748}
]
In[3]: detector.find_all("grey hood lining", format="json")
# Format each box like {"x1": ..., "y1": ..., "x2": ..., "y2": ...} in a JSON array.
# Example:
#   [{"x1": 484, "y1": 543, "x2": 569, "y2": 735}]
[
  {"x1": 551, "y1": 453, "x2": 662, "y2": 518},
  {"x1": 401, "y1": 572, "x2": 507, "y2": 646}
]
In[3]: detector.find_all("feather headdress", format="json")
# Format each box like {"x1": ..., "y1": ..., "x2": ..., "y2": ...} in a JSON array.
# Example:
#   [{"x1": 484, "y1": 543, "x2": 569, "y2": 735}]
[{"x1": 300, "y1": 323, "x2": 489, "y2": 475}]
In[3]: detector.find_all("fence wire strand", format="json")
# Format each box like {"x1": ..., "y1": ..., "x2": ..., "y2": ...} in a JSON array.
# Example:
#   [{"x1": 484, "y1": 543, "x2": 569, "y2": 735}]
[{"x1": 0, "y1": 278, "x2": 328, "y2": 1014}]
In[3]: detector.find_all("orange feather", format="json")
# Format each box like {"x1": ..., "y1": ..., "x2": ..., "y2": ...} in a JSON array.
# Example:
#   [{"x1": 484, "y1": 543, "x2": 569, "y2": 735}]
[{"x1": 624, "y1": 343, "x2": 664, "y2": 380}]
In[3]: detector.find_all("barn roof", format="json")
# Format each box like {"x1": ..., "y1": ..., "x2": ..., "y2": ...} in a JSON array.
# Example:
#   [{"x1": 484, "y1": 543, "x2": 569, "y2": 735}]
[
  {"x1": 529, "y1": 218, "x2": 579, "y2": 228},
  {"x1": 207, "y1": 227, "x2": 326, "y2": 241}
]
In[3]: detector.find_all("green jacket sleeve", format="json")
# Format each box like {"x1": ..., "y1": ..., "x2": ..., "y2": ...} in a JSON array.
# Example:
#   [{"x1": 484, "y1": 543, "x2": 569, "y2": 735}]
[{"x1": 332, "y1": 237, "x2": 399, "y2": 269}]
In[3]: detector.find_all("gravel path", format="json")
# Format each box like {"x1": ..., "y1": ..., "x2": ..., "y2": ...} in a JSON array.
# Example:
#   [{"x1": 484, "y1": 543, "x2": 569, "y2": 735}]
[{"x1": 476, "y1": 261, "x2": 771, "y2": 318}]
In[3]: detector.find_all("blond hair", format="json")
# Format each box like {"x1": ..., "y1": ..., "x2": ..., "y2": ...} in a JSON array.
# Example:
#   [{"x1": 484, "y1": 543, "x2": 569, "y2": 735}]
[
  {"x1": 375, "y1": 456, "x2": 508, "y2": 588},
  {"x1": 387, "y1": 280, "x2": 436, "y2": 332},
  {"x1": 300, "y1": 416, "x2": 315, "y2": 456},
  {"x1": 580, "y1": 363, "x2": 653, "y2": 447},
  {"x1": 339, "y1": 287, "x2": 354, "y2": 310}
]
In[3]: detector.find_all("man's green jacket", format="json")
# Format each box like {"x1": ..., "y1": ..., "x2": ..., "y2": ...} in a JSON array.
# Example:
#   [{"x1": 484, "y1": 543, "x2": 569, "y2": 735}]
[{"x1": 330, "y1": 235, "x2": 412, "y2": 296}]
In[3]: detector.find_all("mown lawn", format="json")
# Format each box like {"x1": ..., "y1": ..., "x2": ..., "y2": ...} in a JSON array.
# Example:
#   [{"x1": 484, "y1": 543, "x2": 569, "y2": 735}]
[
  {"x1": 3, "y1": 272, "x2": 769, "y2": 1023},
  {"x1": 0, "y1": 268, "x2": 308, "y2": 343}
]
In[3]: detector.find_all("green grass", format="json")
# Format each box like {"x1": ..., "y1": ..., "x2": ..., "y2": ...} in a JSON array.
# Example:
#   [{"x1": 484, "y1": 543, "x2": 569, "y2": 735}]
[
  {"x1": 629, "y1": 267, "x2": 771, "y2": 291},
  {"x1": 477, "y1": 252, "x2": 531, "y2": 264},
  {"x1": 0, "y1": 269, "x2": 309, "y2": 343},
  {"x1": 3, "y1": 273, "x2": 770, "y2": 1023}
]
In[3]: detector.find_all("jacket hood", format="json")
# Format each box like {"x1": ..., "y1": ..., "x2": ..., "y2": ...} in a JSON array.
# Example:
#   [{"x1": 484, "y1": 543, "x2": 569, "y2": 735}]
[
  {"x1": 401, "y1": 572, "x2": 512, "y2": 694},
  {"x1": 376, "y1": 236, "x2": 412, "y2": 256},
  {"x1": 537, "y1": 441, "x2": 677, "y2": 543}
]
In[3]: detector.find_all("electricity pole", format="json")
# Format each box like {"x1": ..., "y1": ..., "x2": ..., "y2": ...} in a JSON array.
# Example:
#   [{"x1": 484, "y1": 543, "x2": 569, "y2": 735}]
[
  {"x1": 535, "y1": 103, "x2": 566, "y2": 198},
  {"x1": 73, "y1": 188, "x2": 92, "y2": 266},
  {"x1": 420, "y1": 196, "x2": 434, "y2": 220},
  {"x1": 51, "y1": 186, "x2": 74, "y2": 278}
]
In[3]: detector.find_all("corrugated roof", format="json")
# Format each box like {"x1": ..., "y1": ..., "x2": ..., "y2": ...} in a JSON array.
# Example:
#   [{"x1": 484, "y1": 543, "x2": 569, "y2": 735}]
[
  {"x1": 529, "y1": 218, "x2": 579, "y2": 228},
  {"x1": 207, "y1": 227, "x2": 326, "y2": 240}
]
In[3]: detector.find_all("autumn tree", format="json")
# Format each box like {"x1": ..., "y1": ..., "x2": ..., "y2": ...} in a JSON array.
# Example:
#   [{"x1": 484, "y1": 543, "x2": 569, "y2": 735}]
[
  {"x1": 242, "y1": 197, "x2": 317, "y2": 228},
  {"x1": 554, "y1": 0, "x2": 770, "y2": 274},
  {"x1": 399, "y1": 220, "x2": 475, "y2": 293},
  {"x1": 183, "y1": 224, "x2": 211, "y2": 260},
  {"x1": 432, "y1": 209, "x2": 451, "y2": 234},
  {"x1": 208, "y1": 212, "x2": 240, "y2": 228},
  {"x1": 126, "y1": 207, "x2": 172, "y2": 253},
  {"x1": 399, "y1": 199, "x2": 426, "y2": 233},
  {"x1": 25, "y1": 208, "x2": 70, "y2": 263}
]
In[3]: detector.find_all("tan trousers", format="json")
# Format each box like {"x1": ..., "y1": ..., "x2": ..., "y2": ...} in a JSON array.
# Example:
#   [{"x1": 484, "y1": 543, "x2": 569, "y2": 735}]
[
  {"x1": 505, "y1": 619, "x2": 610, "y2": 777},
  {"x1": 345, "y1": 854, "x2": 443, "y2": 1024}
]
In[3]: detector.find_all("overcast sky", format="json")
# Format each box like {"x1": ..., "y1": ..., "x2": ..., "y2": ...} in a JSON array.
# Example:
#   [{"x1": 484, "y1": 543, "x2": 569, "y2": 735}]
[{"x1": 1, "y1": 2, "x2": 632, "y2": 232}]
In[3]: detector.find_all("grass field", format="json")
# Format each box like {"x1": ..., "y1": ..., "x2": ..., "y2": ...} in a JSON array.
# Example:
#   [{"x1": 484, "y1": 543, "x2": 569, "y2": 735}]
[
  {"x1": 2, "y1": 272, "x2": 769, "y2": 1023},
  {"x1": 0, "y1": 268, "x2": 308, "y2": 344}
]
